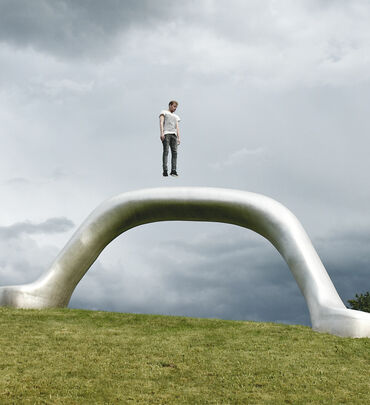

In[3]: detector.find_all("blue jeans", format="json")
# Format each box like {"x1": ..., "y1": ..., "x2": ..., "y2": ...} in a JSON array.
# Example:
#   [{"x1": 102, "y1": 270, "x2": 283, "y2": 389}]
[{"x1": 162, "y1": 133, "x2": 178, "y2": 172}]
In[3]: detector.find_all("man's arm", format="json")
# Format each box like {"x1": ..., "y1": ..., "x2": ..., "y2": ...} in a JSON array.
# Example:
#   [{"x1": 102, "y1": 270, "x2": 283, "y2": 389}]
[
  {"x1": 159, "y1": 114, "x2": 165, "y2": 141},
  {"x1": 176, "y1": 121, "x2": 180, "y2": 145}
]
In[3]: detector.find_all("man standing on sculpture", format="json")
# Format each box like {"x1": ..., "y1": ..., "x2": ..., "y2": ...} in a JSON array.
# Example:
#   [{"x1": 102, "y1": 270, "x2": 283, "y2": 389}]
[{"x1": 159, "y1": 100, "x2": 181, "y2": 177}]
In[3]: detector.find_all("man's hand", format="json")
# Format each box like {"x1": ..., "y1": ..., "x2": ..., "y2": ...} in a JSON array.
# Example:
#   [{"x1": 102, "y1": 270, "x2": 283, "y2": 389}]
[
  {"x1": 177, "y1": 138, "x2": 181, "y2": 145},
  {"x1": 160, "y1": 134, "x2": 165, "y2": 141}
]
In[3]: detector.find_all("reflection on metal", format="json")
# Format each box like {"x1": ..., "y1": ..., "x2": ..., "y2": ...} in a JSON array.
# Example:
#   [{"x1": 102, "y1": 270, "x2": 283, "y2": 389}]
[{"x1": 0, "y1": 187, "x2": 369, "y2": 337}]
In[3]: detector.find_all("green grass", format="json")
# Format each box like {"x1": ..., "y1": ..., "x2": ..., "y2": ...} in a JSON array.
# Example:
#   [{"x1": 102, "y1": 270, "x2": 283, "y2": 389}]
[{"x1": 0, "y1": 308, "x2": 369, "y2": 404}]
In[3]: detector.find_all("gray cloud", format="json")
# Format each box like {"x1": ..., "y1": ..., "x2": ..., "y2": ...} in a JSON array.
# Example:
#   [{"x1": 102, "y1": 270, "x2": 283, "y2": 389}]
[
  {"x1": 0, "y1": 233, "x2": 57, "y2": 285},
  {"x1": 5, "y1": 168, "x2": 70, "y2": 186},
  {"x1": 0, "y1": 217, "x2": 74, "y2": 238},
  {"x1": 4, "y1": 177, "x2": 30, "y2": 186},
  {"x1": 315, "y1": 227, "x2": 370, "y2": 304},
  {"x1": 0, "y1": 216, "x2": 74, "y2": 286},
  {"x1": 0, "y1": 0, "x2": 175, "y2": 59}
]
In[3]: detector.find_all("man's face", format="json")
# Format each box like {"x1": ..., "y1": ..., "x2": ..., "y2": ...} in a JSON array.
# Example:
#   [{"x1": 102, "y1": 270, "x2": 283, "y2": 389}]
[{"x1": 169, "y1": 103, "x2": 178, "y2": 113}]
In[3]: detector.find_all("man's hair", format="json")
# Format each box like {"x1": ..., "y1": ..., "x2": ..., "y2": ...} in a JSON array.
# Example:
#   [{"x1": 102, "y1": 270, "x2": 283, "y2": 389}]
[{"x1": 169, "y1": 100, "x2": 178, "y2": 107}]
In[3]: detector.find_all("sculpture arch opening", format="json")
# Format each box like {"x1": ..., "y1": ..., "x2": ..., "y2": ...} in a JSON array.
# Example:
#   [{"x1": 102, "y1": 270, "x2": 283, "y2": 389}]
[
  {"x1": 1, "y1": 187, "x2": 369, "y2": 337},
  {"x1": 74, "y1": 220, "x2": 297, "y2": 323}
]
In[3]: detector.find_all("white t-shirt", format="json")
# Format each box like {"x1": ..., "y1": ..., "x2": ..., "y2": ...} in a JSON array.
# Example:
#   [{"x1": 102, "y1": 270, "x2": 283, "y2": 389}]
[{"x1": 159, "y1": 110, "x2": 181, "y2": 135}]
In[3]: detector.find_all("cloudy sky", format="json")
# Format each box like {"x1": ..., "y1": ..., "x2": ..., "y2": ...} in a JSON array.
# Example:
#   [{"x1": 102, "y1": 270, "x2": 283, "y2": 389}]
[{"x1": 1, "y1": 0, "x2": 370, "y2": 326}]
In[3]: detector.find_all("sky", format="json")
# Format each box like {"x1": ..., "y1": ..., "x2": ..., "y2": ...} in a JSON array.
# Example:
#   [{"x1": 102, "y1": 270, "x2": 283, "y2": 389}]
[{"x1": 0, "y1": 0, "x2": 370, "y2": 326}]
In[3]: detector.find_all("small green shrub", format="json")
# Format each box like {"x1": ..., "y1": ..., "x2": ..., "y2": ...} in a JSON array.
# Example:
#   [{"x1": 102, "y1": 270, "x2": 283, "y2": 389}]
[{"x1": 348, "y1": 291, "x2": 370, "y2": 313}]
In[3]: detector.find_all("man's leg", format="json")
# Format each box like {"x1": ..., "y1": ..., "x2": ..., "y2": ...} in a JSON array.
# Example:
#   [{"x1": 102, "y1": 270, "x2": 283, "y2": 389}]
[
  {"x1": 169, "y1": 134, "x2": 178, "y2": 173},
  {"x1": 162, "y1": 135, "x2": 170, "y2": 173}
]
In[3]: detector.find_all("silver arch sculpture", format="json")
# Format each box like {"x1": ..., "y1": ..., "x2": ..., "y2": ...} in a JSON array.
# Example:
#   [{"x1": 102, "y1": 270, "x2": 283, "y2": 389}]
[{"x1": 1, "y1": 187, "x2": 369, "y2": 338}]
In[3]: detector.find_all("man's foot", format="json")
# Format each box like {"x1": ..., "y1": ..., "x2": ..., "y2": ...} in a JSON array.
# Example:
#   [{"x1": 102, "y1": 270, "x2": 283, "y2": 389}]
[
  {"x1": 163, "y1": 170, "x2": 168, "y2": 177},
  {"x1": 170, "y1": 171, "x2": 178, "y2": 177}
]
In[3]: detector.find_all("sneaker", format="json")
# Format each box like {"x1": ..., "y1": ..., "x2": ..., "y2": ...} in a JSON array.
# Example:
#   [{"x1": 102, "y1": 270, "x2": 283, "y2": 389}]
[
  {"x1": 170, "y1": 170, "x2": 178, "y2": 177},
  {"x1": 163, "y1": 170, "x2": 168, "y2": 177}
]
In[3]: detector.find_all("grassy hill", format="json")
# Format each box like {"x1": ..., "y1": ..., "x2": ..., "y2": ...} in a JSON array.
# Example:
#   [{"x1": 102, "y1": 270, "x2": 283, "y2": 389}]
[{"x1": 0, "y1": 308, "x2": 369, "y2": 404}]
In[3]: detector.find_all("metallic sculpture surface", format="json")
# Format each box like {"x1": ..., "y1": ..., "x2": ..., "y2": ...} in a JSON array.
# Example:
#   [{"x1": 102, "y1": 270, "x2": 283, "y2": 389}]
[{"x1": 0, "y1": 187, "x2": 369, "y2": 338}]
